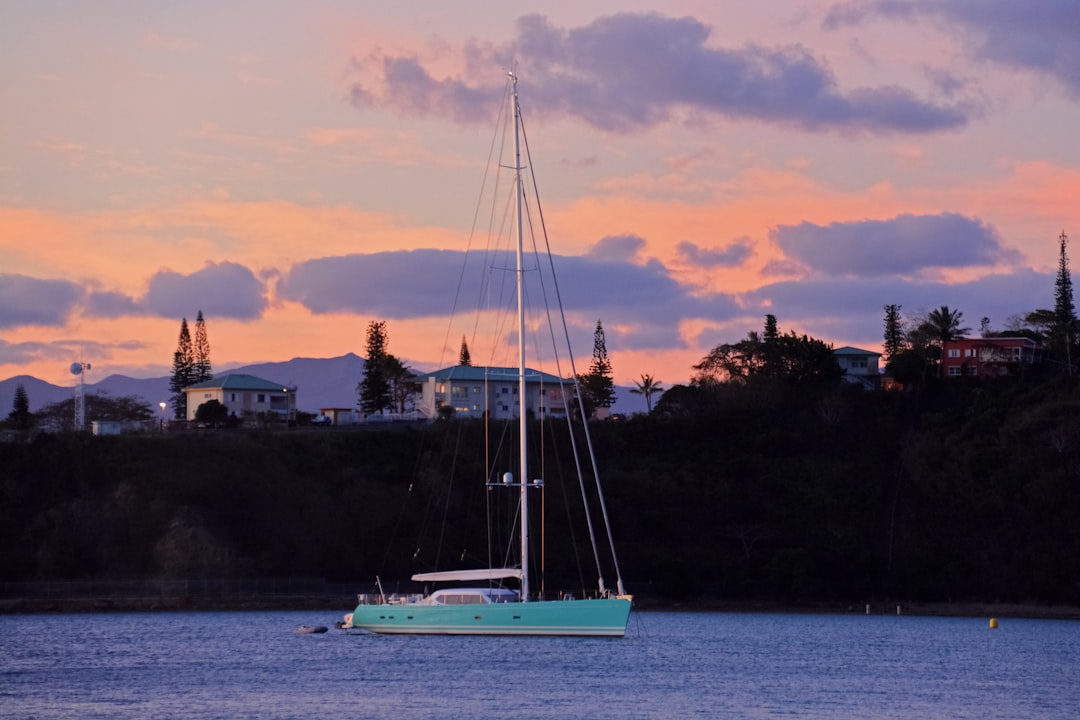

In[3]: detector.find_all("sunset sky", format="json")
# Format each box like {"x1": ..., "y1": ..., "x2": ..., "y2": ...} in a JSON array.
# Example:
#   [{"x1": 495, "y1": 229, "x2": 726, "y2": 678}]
[{"x1": 3, "y1": 0, "x2": 1079, "y2": 390}]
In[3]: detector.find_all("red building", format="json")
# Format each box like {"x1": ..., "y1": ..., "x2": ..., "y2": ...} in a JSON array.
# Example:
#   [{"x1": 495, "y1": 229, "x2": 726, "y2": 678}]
[{"x1": 940, "y1": 337, "x2": 1042, "y2": 378}]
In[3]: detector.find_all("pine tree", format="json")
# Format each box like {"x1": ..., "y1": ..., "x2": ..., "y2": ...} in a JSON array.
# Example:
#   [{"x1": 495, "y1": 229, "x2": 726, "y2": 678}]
[
  {"x1": 578, "y1": 320, "x2": 616, "y2": 415},
  {"x1": 459, "y1": 336, "x2": 471, "y2": 366},
  {"x1": 193, "y1": 309, "x2": 213, "y2": 383},
  {"x1": 358, "y1": 320, "x2": 392, "y2": 415},
  {"x1": 7, "y1": 383, "x2": 33, "y2": 430},
  {"x1": 1052, "y1": 230, "x2": 1077, "y2": 374},
  {"x1": 168, "y1": 318, "x2": 194, "y2": 420},
  {"x1": 883, "y1": 304, "x2": 904, "y2": 362},
  {"x1": 761, "y1": 314, "x2": 782, "y2": 376}
]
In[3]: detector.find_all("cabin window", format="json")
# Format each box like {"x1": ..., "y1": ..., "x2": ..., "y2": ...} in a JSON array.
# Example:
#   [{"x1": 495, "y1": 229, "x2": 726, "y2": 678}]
[{"x1": 437, "y1": 594, "x2": 485, "y2": 605}]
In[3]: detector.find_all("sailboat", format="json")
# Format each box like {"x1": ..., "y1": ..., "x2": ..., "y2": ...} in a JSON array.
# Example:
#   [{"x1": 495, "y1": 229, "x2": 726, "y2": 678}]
[{"x1": 343, "y1": 72, "x2": 632, "y2": 637}]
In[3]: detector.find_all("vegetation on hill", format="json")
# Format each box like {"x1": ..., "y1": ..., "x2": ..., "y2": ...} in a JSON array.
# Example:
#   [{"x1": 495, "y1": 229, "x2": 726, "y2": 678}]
[{"x1": 2, "y1": 369, "x2": 1077, "y2": 608}]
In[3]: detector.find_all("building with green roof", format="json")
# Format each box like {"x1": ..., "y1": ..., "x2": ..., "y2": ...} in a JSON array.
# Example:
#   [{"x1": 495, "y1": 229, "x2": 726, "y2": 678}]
[
  {"x1": 415, "y1": 365, "x2": 571, "y2": 420},
  {"x1": 182, "y1": 373, "x2": 297, "y2": 424}
]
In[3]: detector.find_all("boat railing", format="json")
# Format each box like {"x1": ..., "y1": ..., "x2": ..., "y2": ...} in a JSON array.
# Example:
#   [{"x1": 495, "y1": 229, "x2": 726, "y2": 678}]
[{"x1": 355, "y1": 593, "x2": 425, "y2": 606}]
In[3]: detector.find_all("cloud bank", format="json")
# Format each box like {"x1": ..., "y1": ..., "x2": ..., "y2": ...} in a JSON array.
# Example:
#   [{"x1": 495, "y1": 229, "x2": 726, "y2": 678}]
[
  {"x1": 772, "y1": 213, "x2": 1021, "y2": 277},
  {"x1": 825, "y1": 0, "x2": 1080, "y2": 97},
  {"x1": 350, "y1": 12, "x2": 969, "y2": 135}
]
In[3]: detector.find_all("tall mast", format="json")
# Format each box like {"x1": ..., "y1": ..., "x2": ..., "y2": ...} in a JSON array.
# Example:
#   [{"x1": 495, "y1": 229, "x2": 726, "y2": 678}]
[{"x1": 511, "y1": 72, "x2": 530, "y2": 602}]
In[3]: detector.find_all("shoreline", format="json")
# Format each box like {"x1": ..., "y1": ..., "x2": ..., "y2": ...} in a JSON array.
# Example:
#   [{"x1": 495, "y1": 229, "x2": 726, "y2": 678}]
[{"x1": 3, "y1": 594, "x2": 1078, "y2": 620}]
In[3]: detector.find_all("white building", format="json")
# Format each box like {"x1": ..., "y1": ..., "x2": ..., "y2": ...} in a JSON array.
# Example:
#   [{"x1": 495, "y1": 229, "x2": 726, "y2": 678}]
[
  {"x1": 182, "y1": 373, "x2": 297, "y2": 424},
  {"x1": 415, "y1": 365, "x2": 571, "y2": 420},
  {"x1": 833, "y1": 346, "x2": 882, "y2": 390}
]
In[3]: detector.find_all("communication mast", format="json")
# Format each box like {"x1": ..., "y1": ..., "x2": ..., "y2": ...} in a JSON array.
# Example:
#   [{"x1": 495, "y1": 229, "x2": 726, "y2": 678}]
[{"x1": 70, "y1": 361, "x2": 91, "y2": 431}]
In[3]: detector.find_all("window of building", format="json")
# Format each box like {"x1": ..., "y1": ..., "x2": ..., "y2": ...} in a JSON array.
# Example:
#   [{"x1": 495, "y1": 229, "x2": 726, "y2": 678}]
[
  {"x1": 230, "y1": 393, "x2": 236, "y2": 402},
  {"x1": 472, "y1": 386, "x2": 480, "y2": 393},
  {"x1": 948, "y1": 349, "x2": 961, "y2": 358},
  {"x1": 964, "y1": 366, "x2": 978, "y2": 375},
  {"x1": 948, "y1": 367, "x2": 962, "y2": 376},
  {"x1": 452, "y1": 386, "x2": 467, "y2": 398},
  {"x1": 965, "y1": 348, "x2": 977, "y2": 357},
  {"x1": 257, "y1": 394, "x2": 266, "y2": 403}
]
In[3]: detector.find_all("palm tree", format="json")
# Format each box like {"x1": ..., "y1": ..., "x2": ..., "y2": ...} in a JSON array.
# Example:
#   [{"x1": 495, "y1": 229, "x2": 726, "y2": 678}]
[
  {"x1": 923, "y1": 305, "x2": 971, "y2": 344},
  {"x1": 629, "y1": 373, "x2": 664, "y2": 413},
  {"x1": 920, "y1": 305, "x2": 971, "y2": 378}
]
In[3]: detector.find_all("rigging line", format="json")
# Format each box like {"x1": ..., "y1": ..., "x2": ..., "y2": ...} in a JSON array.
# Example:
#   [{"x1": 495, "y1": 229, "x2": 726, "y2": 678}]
[
  {"x1": 519, "y1": 103, "x2": 627, "y2": 596},
  {"x1": 516, "y1": 105, "x2": 607, "y2": 592},
  {"x1": 541, "y1": 410, "x2": 592, "y2": 596},
  {"x1": 438, "y1": 78, "x2": 514, "y2": 371},
  {"x1": 416, "y1": 416, "x2": 462, "y2": 572},
  {"x1": 514, "y1": 108, "x2": 607, "y2": 595},
  {"x1": 472, "y1": 89, "x2": 515, "y2": 363}
]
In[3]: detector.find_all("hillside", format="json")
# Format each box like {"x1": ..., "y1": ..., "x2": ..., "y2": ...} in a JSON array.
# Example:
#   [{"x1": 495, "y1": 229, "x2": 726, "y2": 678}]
[{"x1": 2, "y1": 373, "x2": 1077, "y2": 609}]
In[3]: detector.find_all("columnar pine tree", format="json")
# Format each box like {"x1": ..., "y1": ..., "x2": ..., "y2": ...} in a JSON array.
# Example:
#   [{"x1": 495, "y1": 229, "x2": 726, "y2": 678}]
[
  {"x1": 193, "y1": 310, "x2": 213, "y2": 383},
  {"x1": 459, "y1": 336, "x2": 471, "y2": 366},
  {"x1": 168, "y1": 318, "x2": 194, "y2": 419},
  {"x1": 883, "y1": 304, "x2": 904, "y2": 362},
  {"x1": 358, "y1": 320, "x2": 392, "y2": 415},
  {"x1": 761, "y1": 314, "x2": 782, "y2": 376},
  {"x1": 7, "y1": 383, "x2": 33, "y2": 430},
  {"x1": 578, "y1": 320, "x2": 616, "y2": 416},
  {"x1": 1052, "y1": 230, "x2": 1077, "y2": 374}
]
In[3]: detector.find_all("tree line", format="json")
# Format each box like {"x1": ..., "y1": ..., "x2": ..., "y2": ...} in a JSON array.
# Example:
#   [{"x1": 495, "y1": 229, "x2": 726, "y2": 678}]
[{"x1": 2, "y1": 368, "x2": 1077, "y2": 608}]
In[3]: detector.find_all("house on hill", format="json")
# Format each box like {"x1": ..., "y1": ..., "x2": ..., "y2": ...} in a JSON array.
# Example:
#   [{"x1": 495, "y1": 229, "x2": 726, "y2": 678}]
[
  {"x1": 183, "y1": 373, "x2": 297, "y2": 424},
  {"x1": 415, "y1": 365, "x2": 570, "y2": 420},
  {"x1": 941, "y1": 337, "x2": 1043, "y2": 378},
  {"x1": 833, "y1": 346, "x2": 881, "y2": 390}
]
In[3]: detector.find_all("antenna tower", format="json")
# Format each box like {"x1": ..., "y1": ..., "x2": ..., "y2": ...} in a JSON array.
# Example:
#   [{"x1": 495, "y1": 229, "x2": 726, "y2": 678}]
[{"x1": 70, "y1": 361, "x2": 91, "y2": 431}]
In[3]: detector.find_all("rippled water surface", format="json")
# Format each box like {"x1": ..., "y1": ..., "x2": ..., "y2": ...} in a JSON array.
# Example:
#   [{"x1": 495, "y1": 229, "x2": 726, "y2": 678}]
[{"x1": 1, "y1": 610, "x2": 1077, "y2": 718}]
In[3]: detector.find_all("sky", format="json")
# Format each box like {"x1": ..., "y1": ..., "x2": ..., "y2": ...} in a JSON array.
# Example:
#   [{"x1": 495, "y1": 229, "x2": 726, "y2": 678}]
[{"x1": 2, "y1": 0, "x2": 1079, "y2": 390}]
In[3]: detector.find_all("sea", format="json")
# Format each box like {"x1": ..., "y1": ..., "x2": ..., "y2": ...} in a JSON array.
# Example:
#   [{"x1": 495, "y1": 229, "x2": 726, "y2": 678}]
[{"x1": 1, "y1": 609, "x2": 1077, "y2": 719}]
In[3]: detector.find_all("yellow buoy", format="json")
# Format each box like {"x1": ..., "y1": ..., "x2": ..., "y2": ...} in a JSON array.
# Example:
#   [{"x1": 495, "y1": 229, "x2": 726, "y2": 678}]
[{"x1": 989, "y1": 618, "x2": 998, "y2": 629}]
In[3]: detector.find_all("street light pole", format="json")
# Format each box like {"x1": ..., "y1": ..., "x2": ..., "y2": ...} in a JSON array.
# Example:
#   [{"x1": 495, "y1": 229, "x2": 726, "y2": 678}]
[{"x1": 159, "y1": 402, "x2": 166, "y2": 433}]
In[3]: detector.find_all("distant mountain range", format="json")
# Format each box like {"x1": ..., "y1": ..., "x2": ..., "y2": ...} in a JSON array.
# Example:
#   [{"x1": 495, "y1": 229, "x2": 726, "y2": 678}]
[{"x1": 0, "y1": 354, "x2": 649, "y2": 416}]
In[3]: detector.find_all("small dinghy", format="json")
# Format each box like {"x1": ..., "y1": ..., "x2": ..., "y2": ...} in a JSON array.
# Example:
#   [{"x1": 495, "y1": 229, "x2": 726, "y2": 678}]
[{"x1": 294, "y1": 625, "x2": 328, "y2": 634}]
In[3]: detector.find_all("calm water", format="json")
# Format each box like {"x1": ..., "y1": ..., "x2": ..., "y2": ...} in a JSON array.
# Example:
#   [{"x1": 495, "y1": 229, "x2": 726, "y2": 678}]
[{"x1": 1, "y1": 610, "x2": 1077, "y2": 719}]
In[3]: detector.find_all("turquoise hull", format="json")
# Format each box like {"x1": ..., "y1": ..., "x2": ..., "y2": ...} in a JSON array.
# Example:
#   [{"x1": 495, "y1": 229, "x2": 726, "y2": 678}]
[{"x1": 349, "y1": 597, "x2": 631, "y2": 637}]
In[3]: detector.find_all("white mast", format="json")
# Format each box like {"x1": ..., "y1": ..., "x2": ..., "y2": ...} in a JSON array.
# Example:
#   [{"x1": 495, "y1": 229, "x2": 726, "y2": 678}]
[{"x1": 511, "y1": 71, "x2": 530, "y2": 602}]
